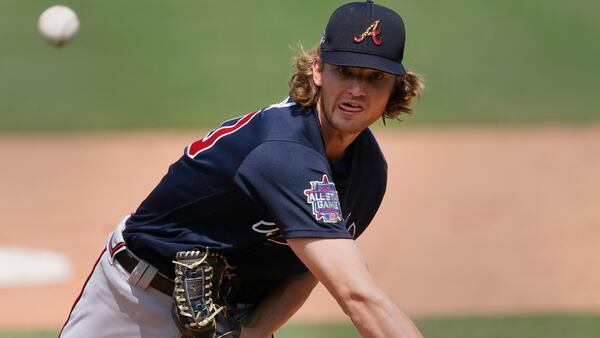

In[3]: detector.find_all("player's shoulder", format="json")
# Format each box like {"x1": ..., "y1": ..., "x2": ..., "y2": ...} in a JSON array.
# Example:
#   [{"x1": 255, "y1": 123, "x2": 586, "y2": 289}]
[
  {"x1": 184, "y1": 97, "x2": 323, "y2": 163},
  {"x1": 251, "y1": 97, "x2": 323, "y2": 149},
  {"x1": 206, "y1": 97, "x2": 303, "y2": 135},
  {"x1": 256, "y1": 97, "x2": 301, "y2": 114},
  {"x1": 254, "y1": 97, "x2": 313, "y2": 128}
]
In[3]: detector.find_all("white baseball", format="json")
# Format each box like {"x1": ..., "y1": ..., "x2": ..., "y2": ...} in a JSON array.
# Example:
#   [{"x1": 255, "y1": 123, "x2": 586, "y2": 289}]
[{"x1": 38, "y1": 5, "x2": 80, "y2": 46}]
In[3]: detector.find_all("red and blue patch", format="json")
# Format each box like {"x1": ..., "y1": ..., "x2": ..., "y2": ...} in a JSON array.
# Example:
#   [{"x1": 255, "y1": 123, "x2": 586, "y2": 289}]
[{"x1": 303, "y1": 175, "x2": 343, "y2": 223}]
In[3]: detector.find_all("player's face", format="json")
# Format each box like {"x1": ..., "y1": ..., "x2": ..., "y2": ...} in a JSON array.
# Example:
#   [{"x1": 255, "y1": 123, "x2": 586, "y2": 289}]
[{"x1": 313, "y1": 60, "x2": 396, "y2": 136}]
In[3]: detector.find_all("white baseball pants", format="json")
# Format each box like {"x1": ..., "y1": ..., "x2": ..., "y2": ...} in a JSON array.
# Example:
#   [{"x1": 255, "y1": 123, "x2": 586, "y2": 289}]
[{"x1": 59, "y1": 217, "x2": 181, "y2": 338}]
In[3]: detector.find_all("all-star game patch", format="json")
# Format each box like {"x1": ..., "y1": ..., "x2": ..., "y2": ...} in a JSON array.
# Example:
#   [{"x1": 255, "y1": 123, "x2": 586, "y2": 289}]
[{"x1": 303, "y1": 174, "x2": 343, "y2": 223}]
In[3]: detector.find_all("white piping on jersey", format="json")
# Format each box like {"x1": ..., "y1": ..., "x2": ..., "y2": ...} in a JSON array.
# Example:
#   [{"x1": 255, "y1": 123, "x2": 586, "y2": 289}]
[{"x1": 259, "y1": 97, "x2": 296, "y2": 113}]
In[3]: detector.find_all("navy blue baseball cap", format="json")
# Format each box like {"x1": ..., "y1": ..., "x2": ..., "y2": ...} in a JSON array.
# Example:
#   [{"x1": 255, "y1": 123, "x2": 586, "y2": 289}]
[{"x1": 320, "y1": 0, "x2": 406, "y2": 75}]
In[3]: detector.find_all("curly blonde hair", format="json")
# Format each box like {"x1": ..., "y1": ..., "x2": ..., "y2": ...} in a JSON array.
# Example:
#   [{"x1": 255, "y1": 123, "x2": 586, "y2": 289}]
[{"x1": 289, "y1": 45, "x2": 425, "y2": 120}]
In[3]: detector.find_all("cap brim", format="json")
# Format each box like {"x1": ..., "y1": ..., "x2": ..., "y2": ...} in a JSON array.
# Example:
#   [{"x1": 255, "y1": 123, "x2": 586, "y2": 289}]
[{"x1": 321, "y1": 51, "x2": 405, "y2": 76}]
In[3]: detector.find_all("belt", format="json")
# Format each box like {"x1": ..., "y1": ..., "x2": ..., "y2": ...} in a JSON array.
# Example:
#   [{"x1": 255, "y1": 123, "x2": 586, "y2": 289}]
[{"x1": 114, "y1": 249, "x2": 174, "y2": 296}]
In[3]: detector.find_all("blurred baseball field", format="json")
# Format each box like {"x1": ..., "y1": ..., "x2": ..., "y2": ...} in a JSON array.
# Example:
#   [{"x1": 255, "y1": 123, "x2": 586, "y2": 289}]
[
  {"x1": 1, "y1": 1, "x2": 599, "y2": 337},
  {"x1": 1, "y1": 0, "x2": 599, "y2": 130}
]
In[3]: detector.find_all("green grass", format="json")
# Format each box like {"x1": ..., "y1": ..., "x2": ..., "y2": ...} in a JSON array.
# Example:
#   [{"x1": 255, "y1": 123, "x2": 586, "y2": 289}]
[
  {"x1": 0, "y1": 0, "x2": 599, "y2": 131},
  {"x1": 415, "y1": 313, "x2": 600, "y2": 338},
  {"x1": 5, "y1": 314, "x2": 600, "y2": 338},
  {"x1": 278, "y1": 314, "x2": 600, "y2": 337}
]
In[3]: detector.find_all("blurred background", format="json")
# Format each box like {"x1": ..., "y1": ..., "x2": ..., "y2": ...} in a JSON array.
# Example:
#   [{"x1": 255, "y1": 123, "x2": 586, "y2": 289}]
[
  {"x1": 0, "y1": 1, "x2": 599, "y2": 337},
  {"x1": 2, "y1": 0, "x2": 599, "y2": 131}
]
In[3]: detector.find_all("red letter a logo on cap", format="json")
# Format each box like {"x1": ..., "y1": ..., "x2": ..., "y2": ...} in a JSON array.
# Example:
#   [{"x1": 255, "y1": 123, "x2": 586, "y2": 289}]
[{"x1": 354, "y1": 20, "x2": 382, "y2": 45}]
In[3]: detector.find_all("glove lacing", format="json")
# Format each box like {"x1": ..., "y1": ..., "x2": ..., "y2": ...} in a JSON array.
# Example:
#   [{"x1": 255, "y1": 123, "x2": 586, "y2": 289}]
[{"x1": 173, "y1": 249, "x2": 231, "y2": 328}]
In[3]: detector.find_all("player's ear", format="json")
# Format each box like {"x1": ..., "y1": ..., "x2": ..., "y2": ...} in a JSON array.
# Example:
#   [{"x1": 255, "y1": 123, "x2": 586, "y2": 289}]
[{"x1": 312, "y1": 57, "x2": 323, "y2": 87}]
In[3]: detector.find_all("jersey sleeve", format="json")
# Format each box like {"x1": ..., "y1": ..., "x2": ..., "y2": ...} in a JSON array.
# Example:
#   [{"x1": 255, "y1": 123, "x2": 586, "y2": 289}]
[{"x1": 234, "y1": 141, "x2": 351, "y2": 240}]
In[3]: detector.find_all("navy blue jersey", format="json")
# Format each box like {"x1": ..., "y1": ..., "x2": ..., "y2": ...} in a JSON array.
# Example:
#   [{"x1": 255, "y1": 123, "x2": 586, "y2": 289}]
[{"x1": 123, "y1": 98, "x2": 388, "y2": 303}]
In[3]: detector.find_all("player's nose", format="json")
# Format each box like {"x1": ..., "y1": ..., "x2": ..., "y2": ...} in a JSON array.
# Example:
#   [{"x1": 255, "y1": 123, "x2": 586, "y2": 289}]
[{"x1": 347, "y1": 78, "x2": 367, "y2": 97}]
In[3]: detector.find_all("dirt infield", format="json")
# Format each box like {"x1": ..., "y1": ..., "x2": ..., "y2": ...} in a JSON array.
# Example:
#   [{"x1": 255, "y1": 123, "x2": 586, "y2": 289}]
[{"x1": 1, "y1": 125, "x2": 599, "y2": 329}]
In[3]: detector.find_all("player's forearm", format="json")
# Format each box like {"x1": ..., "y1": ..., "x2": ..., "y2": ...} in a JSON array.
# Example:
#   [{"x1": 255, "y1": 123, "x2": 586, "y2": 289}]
[
  {"x1": 338, "y1": 289, "x2": 423, "y2": 338},
  {"x1": 240, "y1": 272, "x2": 317, "y2": 338},
  {"x1": 288, "y1": 238, "x2": 423, "y2": 338}
]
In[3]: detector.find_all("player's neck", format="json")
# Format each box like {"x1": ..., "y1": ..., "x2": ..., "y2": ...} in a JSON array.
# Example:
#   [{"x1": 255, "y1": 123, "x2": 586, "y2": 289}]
[
  {"x1": 316, "y1": 107, "x2": 359, "y2": 163},
  {"x1": 323, "y1": 134, "x2": 354, "y2": 163}
]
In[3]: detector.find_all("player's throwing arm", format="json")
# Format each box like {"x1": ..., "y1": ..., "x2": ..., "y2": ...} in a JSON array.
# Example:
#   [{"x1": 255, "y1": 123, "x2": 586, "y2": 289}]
[{"x1": 288, "y1": 238, "x2": 423, "y2": 338}]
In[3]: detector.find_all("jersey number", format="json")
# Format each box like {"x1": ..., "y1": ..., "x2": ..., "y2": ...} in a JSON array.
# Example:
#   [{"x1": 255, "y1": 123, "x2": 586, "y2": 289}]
[{"x1": 187, "y1": 111, "x2": 258, "y2": 158}]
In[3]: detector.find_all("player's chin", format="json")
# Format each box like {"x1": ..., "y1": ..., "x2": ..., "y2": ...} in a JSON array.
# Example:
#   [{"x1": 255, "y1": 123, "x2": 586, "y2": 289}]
[
  {"x1": 334, "y1": 108, "x2": 377, "y2": 127},
  {"x1": 330, "y1": 117, "x2": 367, "y2": 134}
]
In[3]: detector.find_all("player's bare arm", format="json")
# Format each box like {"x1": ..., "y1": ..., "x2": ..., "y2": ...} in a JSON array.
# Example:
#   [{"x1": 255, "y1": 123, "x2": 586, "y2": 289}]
[
  {"x1": 240, "y1": 272, "x2": 318, "y2": 338},
  {"x1": 288, "y1": 238, "x2": 423, "y2": 338}
]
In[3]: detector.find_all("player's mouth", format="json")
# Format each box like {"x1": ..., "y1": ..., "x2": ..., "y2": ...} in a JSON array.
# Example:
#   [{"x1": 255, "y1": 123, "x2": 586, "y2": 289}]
[{"x1": 338, "y1": 102, "x2": 364, "y2": 113}]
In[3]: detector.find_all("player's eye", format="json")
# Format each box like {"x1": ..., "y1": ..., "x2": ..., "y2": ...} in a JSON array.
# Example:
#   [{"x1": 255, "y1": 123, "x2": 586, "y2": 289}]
[
  {"x1": 336, "y1": 66, "x2": 352, "y2": 77},
  {"x1": 369, "y1": 72, "x2": 384, "y2": 81}
]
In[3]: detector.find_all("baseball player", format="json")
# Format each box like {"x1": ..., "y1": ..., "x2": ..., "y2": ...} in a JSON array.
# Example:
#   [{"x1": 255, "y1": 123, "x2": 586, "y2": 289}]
[{"x1": 60, "y1": 1, "x2": 425, "y2": 337}]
